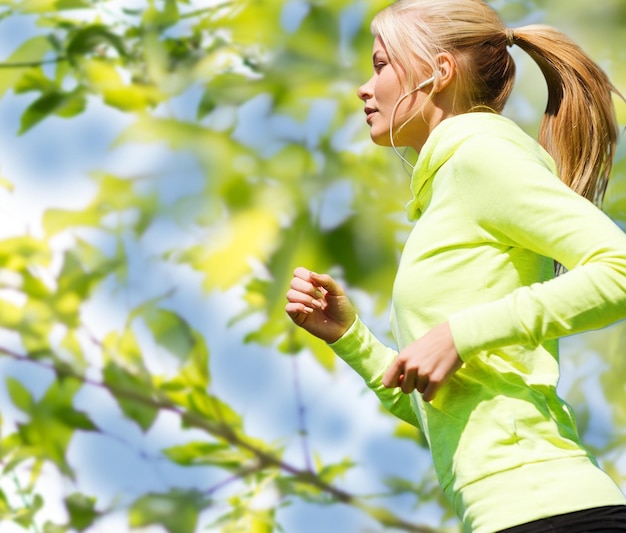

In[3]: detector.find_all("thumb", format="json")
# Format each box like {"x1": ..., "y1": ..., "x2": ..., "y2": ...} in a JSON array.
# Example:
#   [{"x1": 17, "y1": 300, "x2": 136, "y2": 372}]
[{"x1": 310, "y1": 271, "x2": 343, "y2": 296}]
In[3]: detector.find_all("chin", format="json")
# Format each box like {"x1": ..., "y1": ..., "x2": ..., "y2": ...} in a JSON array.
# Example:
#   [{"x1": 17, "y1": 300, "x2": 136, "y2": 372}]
[{"x1": 370, "y1": 131, "x2": 393, "y2": 147}]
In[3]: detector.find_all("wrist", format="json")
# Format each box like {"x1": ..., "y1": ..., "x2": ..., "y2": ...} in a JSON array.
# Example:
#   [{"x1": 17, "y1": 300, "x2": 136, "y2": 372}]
[{"x1": 326, "y1": 315, "x2": 358, "y2": 345}]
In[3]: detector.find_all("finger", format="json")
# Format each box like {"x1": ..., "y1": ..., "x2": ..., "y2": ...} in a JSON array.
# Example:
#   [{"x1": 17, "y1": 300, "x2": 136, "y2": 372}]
[
  {"x1": 400, "y1": 371, "x2": 417, "y2": 394},
  {"x1": 293, "y1": 266, "x2": 314, "y2": 283},
  {"x1": 285, "y1": 289, "x2": 323, "y2": 311},
  {"x1": 290, "y1": 276, "x2": 324, "y2": 299},
  {"x1": 382, "y1": 358, "x2": 404, "y2": 388},
  {"x1": 422, "y1": 382, "x2": 439, "y2": 403},
  {"x1": 285, "y1": 302, "x2": 313, "y2": 323},
  {"x1": 415, "y1": 374, "x2": 429, "y2": 395},
  {"x1": 309, "y1": 271, "x2": 343, "y2": 296}
]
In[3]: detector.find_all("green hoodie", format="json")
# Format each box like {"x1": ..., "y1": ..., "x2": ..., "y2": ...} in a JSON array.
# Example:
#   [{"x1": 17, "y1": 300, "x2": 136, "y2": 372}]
[{"x1": 330, "y1": 113, "x2": 626, "y2": 532}]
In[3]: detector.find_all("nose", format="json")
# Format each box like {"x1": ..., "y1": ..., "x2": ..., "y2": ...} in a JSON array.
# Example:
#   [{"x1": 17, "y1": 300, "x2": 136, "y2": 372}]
[{"x1": 357, "y1": 75, "x2": 374, "y2": 102}]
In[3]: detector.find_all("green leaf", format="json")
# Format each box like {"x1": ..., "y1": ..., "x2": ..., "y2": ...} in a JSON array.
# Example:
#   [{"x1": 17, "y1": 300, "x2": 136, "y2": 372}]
[
  {"x1": 103, "y1": 362, "x2": 158, "y2": 432},
  {"x1": 317, "y1": 456, "x2": 355, "y2": 484},
  {"x1": 0, "y1": 489, "x2": 12, "y2": 518},
  {"x1": 250, "y1": 510, "x2": 275, "y2": 533},
  {"x1": 56, "y1": 0, "x2": 91, "y2": 8},
  {"x1": 54, "y1": 407, "x2": 97, "y2": 432},
  {"x1": 142, "y1": 0, "x2": 179, "y2": 29},
  {"x1": 19, "y1": 91, "x2": 67, "y2": 134},
  {"x1": 55, "y1": 89, "x2": 87, "y2": 118},
  {"x1": 0, "y1": 298, "x2": 25, "y2": 329},
  {"x1": 13, "y1": 66, "x2": 57, "y2": 94},
  {"x1": 6, "y1": 377, "x2": 34, "y2": 413},
  {"x1": 163, "y1": 441, "x2": 251, "y2": 469},
  {"x1": 18, "y1": 0, "x2": 90, "y2": 13},
  {"x1": 196, "y1": 87, "x2": 215, "y2": 119},
  {"x1": 43, "y1": 173, "x2": 156, "y2": 237},
  {"x1": 13, "y1": 379, "x2": 84, "y2": 478},
  {"x1": 144, "y1": 308, "x2": 195, "y2": 361},
  {"x1": 186, "y1": 389, "x2": 242, "y2": 429},
  {"x1": 0, "y1": 173, "x2": 13, "y2": 191},
  {"x1": 66, "y1": 25, "x2": 127, "y2": 62},
  {"x1": 43, "y1": 522, "x2": 68, "y2": 533},
  {"x1": 178, "y1": 331, "x2": 210, "y2": 389},
  {"x1": 129, "y1": 490, "x2": 207, "y2": 533},
  {"x1": 64, "y1": 493, "x2": 99, "y2": 531},
  {"x1": 13, "y1": 493, "x2": 44, "y2": 528},
  {"x1": 42, "y1": 207, "x2": 101, "y2": 237},
  {"x1": 0, "y1": 36, "x2": 54, "y2": 98}
]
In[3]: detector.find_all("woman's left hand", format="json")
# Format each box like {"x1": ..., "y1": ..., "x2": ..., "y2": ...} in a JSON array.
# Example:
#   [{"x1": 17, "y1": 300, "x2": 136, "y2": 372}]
[{"x1": 382, "y1": 322, "x2": 463, "y2": 402}]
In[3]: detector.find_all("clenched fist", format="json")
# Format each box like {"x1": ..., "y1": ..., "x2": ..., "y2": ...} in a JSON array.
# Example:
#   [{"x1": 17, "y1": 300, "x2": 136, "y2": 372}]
[{"x1": 285, "y1": 267, "x2": 356, "y2": 344}]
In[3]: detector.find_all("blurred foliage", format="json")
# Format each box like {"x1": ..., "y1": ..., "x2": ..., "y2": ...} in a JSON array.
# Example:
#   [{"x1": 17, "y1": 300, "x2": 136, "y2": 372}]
[{"x1": 0, "y1": 0, "x2": 624, "y2": 532}]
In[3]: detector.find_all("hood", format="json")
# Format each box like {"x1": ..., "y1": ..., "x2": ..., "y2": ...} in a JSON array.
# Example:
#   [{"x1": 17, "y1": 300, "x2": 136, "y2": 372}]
[{"x1": 405, "y1": 112, "x2": 528, "y2": 221}]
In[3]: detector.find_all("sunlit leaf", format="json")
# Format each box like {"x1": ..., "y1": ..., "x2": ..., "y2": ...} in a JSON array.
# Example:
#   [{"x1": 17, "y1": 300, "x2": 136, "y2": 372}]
[
  {"x1": 42, "y1": 208, "x2": 100, "y2": 237},
  {"x1": 82, "y1": 59, "x2": 162, "y2": 111},
  {"x1": 103, "y1": 361, "x2": 158, "y2": 432},
  {"x1": 129, "y1": 490, "x2": 207, "y2": 533},
  {"x1": 163, "y1": 441, "x2": 251, "y2": 469},
  {"x1": 186, "y1": 389, "x2": 242, "y2": 429},
  {"x1": 142, "y1": 0, "x2": 179, "y2": 29},
  {"x1": 317, "y1": 456, "x2": 355, "y2": 484},
  {"x1": 0, "y1": 174, "x2": 13, "y2": 191},
  {"x1": 18, "y1": 0, "x2": 90, "y2": 13},
  {"x1": 6, "y1": 377, "x2": 34, "y2": 413},
  {"x1": 144, "y1": 307, "x2": 196, "y2": 361},
  {"x1": 66, "y1": 25, "x2": 127, "y2": 62},
  {"x1": 19, "y1": 91, "x2": 70, "y2": 134},
  {"x1": 64, "y1": 493, "x2": 99, "y2": 532},
  {"x1": 250, "y1": 510, "x2": 275, "y2": 533},
  {"x1": 0, "y1": 36, "x2": 54, "y2": 98},
  {"x1": 13, "y1": 66, "x2": 57, "y2": 94},
  {"x1": 0, "y1": 298, "x2": 25, "y2": 329},
  {"x1": 180, "y1": 207, "x2": 281, "y2": 291}
]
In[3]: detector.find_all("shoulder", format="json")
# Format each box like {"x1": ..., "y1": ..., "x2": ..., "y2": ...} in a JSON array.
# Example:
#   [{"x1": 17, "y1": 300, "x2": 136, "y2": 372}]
[{"x1": 452, "y1": 122, "x2": 556, "y2": 176}]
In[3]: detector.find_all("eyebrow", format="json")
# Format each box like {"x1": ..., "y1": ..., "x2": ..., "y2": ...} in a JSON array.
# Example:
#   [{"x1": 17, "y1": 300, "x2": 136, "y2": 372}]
[{"x1": 372, "y1": 51, "x2": 386, "y2": 63}]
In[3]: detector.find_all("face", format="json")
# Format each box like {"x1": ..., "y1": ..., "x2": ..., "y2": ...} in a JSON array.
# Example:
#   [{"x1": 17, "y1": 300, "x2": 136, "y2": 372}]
[{"x1": 357, "y1": 37, "x2": 434, "y2": 151}]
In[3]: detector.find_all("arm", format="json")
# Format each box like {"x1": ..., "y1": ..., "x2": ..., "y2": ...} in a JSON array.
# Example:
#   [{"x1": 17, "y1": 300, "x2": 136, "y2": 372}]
[
  {"x1": 286, "y1": 268, "x2": 419, "y2": 426},
  {"x1": 448, "y1": 135, "x2": 626, "y2": 359}
]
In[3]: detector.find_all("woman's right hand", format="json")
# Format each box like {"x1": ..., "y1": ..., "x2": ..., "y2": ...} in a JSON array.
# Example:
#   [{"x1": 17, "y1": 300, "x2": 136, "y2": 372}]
[{"x1": 285, "y1": 267, "x2": 356, "y2": 344}]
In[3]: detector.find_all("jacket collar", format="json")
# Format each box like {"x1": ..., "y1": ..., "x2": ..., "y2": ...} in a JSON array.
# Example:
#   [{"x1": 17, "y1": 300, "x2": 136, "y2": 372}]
[{"x1": 405, "y1": 112, "x2": 514, "y2": 221}]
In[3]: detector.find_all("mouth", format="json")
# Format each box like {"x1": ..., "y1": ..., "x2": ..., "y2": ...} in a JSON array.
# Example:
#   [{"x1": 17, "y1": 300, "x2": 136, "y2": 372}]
[{"x1": 364, "y1": 107, "x2": 377, "y2": 124}]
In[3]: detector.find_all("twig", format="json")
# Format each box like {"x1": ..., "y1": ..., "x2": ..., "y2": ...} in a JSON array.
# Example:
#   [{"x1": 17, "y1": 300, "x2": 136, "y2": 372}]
[
  {"x1": 0, "y1": 345, "x2": 434, "y2": 532},
  {"x1": 292, "y1": 355, "x2": 314, "y2": 472},
  {"x1": 0, "y1": 57, "x2": 67, "y2": 69},
  {"x1": 11, "y1": 473, "x2": 41, "y2": 533}
]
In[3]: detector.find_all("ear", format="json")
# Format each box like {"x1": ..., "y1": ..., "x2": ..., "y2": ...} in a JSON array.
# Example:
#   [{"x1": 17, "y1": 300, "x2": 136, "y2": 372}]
[{"x1": 433, "y1": 52, "x2": 456, "y2": 92}]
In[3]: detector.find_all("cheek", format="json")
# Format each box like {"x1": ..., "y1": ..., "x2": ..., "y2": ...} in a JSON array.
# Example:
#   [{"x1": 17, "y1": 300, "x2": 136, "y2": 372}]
[{"x1": 376, "y1": 74, "x2": 404, "y2": 106}]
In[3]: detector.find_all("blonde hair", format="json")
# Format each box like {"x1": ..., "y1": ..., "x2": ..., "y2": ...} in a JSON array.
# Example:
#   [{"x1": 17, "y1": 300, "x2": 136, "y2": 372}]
[{"x1": 372, "y1": 0, "x2": 622, "y2": 205}]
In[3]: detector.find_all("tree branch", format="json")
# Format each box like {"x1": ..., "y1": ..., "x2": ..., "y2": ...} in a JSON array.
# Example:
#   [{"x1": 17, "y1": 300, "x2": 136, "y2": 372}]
[
  {"x1": 0, "y1": 345, "x2": 436, "y2": 533},
  {"x1": 0, "y1": 58, "x2": 66, "y2": 69}
]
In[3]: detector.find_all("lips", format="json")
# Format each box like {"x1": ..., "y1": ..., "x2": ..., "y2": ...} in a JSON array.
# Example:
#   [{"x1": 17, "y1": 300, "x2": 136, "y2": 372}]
[{"x1": 364, "y1": 107, "x2": 377, "y2": 124}]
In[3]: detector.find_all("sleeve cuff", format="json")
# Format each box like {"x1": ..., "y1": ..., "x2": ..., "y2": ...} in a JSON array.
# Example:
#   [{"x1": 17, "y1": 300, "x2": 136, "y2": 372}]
[{"x1": 328, "y1": 315, "x2": 365, "y2": 359}]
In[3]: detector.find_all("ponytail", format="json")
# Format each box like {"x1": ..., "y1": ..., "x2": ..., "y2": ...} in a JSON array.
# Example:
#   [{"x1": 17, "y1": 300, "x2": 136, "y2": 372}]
[{"x1": 509, "y1": 25, "x2": 622, "y2": 205}]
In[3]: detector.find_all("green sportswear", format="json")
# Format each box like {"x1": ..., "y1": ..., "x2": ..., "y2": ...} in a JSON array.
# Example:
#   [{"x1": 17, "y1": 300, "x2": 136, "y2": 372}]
[{"x1": 330, "y1": 112, "x2": 626, "y2": 532}]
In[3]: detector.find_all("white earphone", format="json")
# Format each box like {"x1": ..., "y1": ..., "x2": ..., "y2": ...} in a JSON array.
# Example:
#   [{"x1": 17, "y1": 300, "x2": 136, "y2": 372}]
[
  {"x1": 415, "y1": 75, "x2": 435, "y2": 91},
  {"x1": 389, "y1": 74, "x2": 437, "y2": 169}
]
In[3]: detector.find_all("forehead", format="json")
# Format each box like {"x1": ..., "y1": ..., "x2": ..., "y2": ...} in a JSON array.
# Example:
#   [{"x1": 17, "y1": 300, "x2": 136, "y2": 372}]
[{"x1": 372, "y1": 36, "x2": 387, "y2": 57}]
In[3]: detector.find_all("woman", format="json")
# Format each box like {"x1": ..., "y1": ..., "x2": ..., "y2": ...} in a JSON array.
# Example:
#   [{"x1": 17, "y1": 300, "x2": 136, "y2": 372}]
[{"x1": 285, "y1": 1, "x2": 626, "y2": 531}]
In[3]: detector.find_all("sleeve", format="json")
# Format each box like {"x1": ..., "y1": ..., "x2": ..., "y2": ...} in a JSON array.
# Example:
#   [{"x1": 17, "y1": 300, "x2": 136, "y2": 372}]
[
  {"x1": 447, "y1": 135, "x2": 626, "y2": 361},
  {"x1": 329, "y1": 316, "x2": 420, "y2": 427}
]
